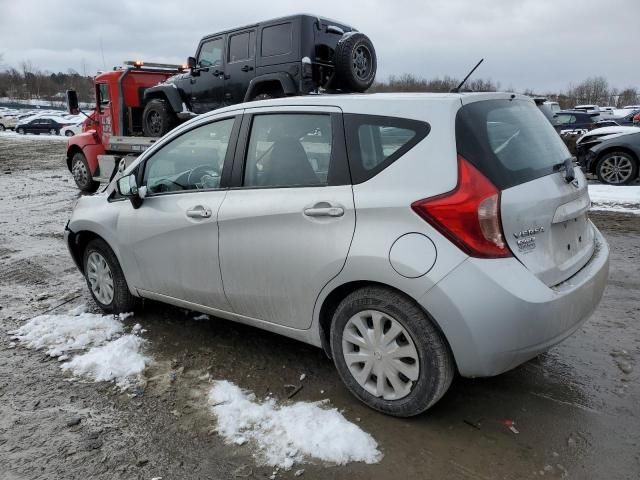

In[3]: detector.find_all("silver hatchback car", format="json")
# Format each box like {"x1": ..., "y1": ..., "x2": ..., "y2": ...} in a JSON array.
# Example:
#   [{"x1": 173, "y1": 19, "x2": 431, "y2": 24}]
[{"x1": 66, "y1": 93, "x2": 609, "y2": 416}]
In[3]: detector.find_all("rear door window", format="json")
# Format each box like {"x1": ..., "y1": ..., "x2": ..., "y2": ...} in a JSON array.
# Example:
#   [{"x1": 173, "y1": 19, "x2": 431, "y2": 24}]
[
  {"x1": 243, "y1": 114, "x2": 332, "y2": 187},
  {"x1": 344, "y1": 114, "x2": 430, "y2": 184},
  {"x1": 456, "y1": 99, "x2": 571, "y2": 190}
]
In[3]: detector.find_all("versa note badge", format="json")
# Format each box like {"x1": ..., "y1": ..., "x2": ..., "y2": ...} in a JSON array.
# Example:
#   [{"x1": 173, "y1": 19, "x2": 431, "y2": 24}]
[{"x1": 513, "y1": 226, "x2": 544, "y2": 253}]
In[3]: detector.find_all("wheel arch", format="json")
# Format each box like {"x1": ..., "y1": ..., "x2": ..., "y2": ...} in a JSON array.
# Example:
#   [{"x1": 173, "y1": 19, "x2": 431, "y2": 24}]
[
  {"x1": 67, "y1": 229, "x2": 106, "y2": 274},
  {"x1": 316, "y1": 280, "x2": 453, "y2": 363},
  {"x1": 243, "y1": 73, "x2": 296, "y2": 102},
  {"x1": 143, "y1": 85, "x2": 183, "y2": 113},
  {"x1": 66, "y1": 144, "x2": 84, "y2": 171}
]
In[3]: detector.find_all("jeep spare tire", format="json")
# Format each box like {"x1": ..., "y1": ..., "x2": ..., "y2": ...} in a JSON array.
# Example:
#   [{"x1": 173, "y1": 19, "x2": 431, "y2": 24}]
[
  {"x1": 142, "y1": 98, "x2": 176, "y2": 138},
  {"x1": 334, "y1": 32, "x2": 377, "y2": 92}
]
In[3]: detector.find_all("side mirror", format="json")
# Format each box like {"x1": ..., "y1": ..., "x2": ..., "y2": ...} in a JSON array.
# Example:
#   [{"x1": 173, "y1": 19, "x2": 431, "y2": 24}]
[
  {"x1": 66, "y1": 90, "x2": 79, "y2": 115},
  {"x1": 187, "y1": 56, "x2": 197, "y2": 69},
  {"x1": 117, "y1": 174, "x2": 138, "y2": 197}
]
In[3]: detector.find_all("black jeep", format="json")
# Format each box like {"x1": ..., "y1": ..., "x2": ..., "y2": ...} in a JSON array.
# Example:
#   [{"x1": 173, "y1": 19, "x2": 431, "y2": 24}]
[{"x1": 142, "y1": 14, "x2": 377, "y2": 137}]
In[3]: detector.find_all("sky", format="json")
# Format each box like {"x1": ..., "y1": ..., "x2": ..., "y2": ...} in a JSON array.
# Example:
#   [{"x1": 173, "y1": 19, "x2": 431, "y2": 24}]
[{"x1": 0, "y1": 0, "x2": 638, "y2": 93}]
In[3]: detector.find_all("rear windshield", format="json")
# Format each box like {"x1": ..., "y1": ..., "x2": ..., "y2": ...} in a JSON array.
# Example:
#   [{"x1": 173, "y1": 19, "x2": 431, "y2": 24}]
[{"x1": 456, "y1": 99, "x2": 571, "y2": 190}]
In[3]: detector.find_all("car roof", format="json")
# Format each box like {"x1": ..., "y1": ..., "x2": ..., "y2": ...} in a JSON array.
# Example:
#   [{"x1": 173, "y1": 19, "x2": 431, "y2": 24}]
[
  {"x1": 201, "y1": 13, "x2": 353, "y2": 40},
  {"x1": 200, "y1": 92, "x2": 531, "y2": 118}
]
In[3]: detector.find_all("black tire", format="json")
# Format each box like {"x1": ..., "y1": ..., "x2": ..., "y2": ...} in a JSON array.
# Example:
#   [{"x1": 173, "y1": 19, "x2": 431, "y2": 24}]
[
  {"x1": 330, "y1": 286, "x2": 454, "y2": 417},
  {"x1": 83, "y1": 238, "x2": 137, "y2": 314},
  {"x1": 17, "y1": 127, "x2": 25, "y2": 134},
  {"x1": 0, "y1": 124, "x2": 5, "y2": 131},
  {"x1": 333, "y1": 32, "x2": 377, "y2": 92},
  {"x1": 65, "y1": 130, "x2": 74, "y2": 137},
  {"x1": 142, "y1": 98, "x2": 177, "y2": 137},
  {"x1": 71, "y1": 152, "x2": 99, "y2": 193},
  {"x1": 595, "y1": 151, "x2": 638, "y2": 185}
]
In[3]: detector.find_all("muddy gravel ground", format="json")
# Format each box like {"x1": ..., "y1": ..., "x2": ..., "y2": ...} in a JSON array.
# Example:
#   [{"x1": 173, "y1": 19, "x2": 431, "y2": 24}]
[{"x1": 0, "y1": 133, "x2": 638, "y2": 480}]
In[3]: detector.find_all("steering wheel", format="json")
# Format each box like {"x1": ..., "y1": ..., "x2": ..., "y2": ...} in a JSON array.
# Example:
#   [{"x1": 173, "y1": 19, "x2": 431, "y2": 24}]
[{"x1": 187, "y1": 165, "x2": 219, "y2": 189}]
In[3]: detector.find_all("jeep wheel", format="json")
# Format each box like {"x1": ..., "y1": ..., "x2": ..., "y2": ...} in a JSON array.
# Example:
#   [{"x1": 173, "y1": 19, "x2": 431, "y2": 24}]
[
  {"x1": 334, "y1": 32, "x2": 377, "y2": 92},
  {"x1": 71, "y1": 152, "x2": 99, "y2": 193},
  {"x1": 596, "y1": 151, "x2": 638, "y2": 185},
  {"x1": 142, "y1": 98, "x2": 177, "y2": 137}
]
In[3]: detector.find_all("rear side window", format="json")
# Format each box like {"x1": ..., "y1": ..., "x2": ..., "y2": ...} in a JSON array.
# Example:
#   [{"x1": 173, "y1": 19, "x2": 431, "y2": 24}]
[
  {"x1": 456, "y1": 99, "x2": 571, "y2": 190},
  {"x1": 344, "y1": 114, "x2": 430, "y2": 184},
  {"x1": 261, "y1": 23, "x2": 292, "y2": 57}
]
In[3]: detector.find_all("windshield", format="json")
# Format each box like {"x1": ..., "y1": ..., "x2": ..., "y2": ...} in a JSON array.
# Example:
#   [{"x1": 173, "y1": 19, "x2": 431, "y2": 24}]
[{"x1": 456, "y1": 99, "x2": 571, "y2": 190}]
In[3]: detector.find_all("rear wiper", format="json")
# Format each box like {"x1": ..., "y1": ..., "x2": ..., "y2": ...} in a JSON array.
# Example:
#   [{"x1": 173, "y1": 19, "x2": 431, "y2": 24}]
[{"x1": 553, "y1": 157, "x2": 576, "y2": 183}]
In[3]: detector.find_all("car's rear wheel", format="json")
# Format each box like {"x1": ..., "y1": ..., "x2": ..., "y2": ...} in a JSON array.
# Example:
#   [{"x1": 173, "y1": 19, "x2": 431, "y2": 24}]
[
  {"x1": 0, "y1": 124, "x2": 5, "y2": 131},
  {"x1": 142, "y1": 98, "x2": 176, "y2": 137},
  {"x1": 49, "y1": 128, "x2": 58, "y2": 135},
  {"x1": 330, "y1": 286, "x2": 454, "y2": 417},
  {"x1": 83, "y1": 238, "x2": 137, "y2": 314},
  {"x1": 596, "y1": 151, "x2": 638, "y2": 185},
  {"x1": 333, "y1": 32, "x2": 377, "y2": 92},
  {"x1": 71, "y1": 152, "x2": 99, "y2": 193}
]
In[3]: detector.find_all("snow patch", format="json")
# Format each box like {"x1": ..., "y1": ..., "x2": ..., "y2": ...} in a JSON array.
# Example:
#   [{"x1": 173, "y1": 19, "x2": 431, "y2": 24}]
[
  {"x1": 589, "y1": 184, "x2": 640, "y2": 215},
  {"x1": 61, "y1": 335, "x2": 148, "y2": 387},
  {"x1": 208, "y1": 380, "x2": 381, "y2": 469},
  {"x1": 0, "y1": 131, "x2": 67, "y2": 142},
  {"x1": 10, "y1": 307, "x2": 148, "y2": 386}
]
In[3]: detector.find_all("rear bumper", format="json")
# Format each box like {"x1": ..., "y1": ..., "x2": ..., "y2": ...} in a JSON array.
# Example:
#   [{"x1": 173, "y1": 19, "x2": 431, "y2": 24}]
[{"x1": 419, "y1": 224, "x2": 610, "y2": 377}]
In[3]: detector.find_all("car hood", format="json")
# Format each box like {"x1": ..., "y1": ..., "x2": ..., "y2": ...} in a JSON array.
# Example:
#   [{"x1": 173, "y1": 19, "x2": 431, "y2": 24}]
[{"x1": 589, "y1": 131, "x2": 640, "y2": 153}]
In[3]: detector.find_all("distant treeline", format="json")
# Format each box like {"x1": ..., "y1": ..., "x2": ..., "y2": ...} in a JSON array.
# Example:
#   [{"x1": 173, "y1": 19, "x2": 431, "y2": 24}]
[
  {"x1": 0, "y1": 60, "x2": 638, "y2": 110},
  {"x1": 371, "y1": 74, "x2": 638, "y2": 109}
]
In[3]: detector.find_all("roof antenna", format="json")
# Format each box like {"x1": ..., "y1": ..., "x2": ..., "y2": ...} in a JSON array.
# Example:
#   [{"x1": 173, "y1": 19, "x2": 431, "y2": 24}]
[{"x1": 451, "y1": 58, "x2": 484, "y2": 93}]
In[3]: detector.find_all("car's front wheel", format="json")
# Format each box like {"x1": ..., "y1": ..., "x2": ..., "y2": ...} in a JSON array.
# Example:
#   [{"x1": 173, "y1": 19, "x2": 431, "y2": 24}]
[
  {"x1": 596, "y1": 151, "x2": 638, "y2": 185},
  {"x1": 65, "y1": 130, "x2": 74, "y2": 137},
  {"x1": 83, "y1": 238, "x2": 137, "y2": 314},
  {"x1": 17, "y1": 127, "x2": 25, "y2": 134},
  {"x1": 330, "y1": 286, "x2": 454, "y2": 417},
  {"x1": 49, "y1": 128, "x2": 58, "y2": 135},
  {"x1": 142, "y1": 98, "x2": 176, "y2": 137},
  {"x1": 0, "y1": 124, "x2": 5, "y2": 131},
  {"x1": 71, "y1": 152, "x2": 99, "y2": 193}
]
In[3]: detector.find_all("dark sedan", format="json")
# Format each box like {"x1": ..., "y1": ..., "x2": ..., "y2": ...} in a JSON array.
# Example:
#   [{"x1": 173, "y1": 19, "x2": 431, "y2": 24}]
[
  {"x1": 552, "y1": 110, "x2": 599, "y2": 133},
  {"x1": 583, "y1": 131, "x2": 640, "y2": 185},
  {"x1": 15, "y1": 117, "x2": 71, "y2": 135}
]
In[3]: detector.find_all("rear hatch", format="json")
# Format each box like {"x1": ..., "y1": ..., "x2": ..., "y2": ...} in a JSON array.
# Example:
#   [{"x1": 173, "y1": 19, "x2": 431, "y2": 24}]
[{"x1": 456, "y1": 96, "x2": 594, "y2": 286}]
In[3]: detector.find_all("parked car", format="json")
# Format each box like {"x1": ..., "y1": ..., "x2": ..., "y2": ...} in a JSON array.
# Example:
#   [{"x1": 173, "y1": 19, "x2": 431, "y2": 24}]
[
  {"x1": 15, "y1": 117, "x2": 72, "y2": 135},
  {"x1": 0, "y1": 115, "x2": 18, "y2": 131},
  {"x1": 533, "y1": 97, "x2": 560, "y2": 122},
  {"x1": 60, "y1": 122, "x2": 84, "y2": 137},
  {"x1": 576, "y1": 126, "x2": 640, "y2": 164},
  {"x1": 582, "y1": 130, "x2": 640, "y2": 185},
  {"x1": 609, "y1": 109, "x2": 640, "y2": 126},
  {"x1": 65, "y1": 92, "x2": 609, "y2": 416},
  {"x1": 141, "y1": 14, "x2": 377, "y2": 137},
  {"x1": 552, "y1": 110, "x2": 599, "y2": 133}
]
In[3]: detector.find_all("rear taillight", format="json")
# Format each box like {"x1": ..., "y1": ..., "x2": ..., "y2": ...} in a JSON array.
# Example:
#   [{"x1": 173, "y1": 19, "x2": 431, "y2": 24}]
[{"x1": 411, "y1": 155, "x2": 511, "y2": 258}]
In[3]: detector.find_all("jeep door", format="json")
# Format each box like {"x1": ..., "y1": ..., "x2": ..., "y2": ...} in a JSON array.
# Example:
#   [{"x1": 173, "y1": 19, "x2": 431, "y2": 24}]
[
  {"x1": 117, "y1": 115, "x2": 240, "y2": 309},
  {"x1": 190, "y1": 36, "x2": 226, "y2": 114},
  {"x1": 217, "y1": 107, "x2": 355, "y2": 329},
  {"x1": 225, "y1": 29, "x2": 257, "y2": 104}
]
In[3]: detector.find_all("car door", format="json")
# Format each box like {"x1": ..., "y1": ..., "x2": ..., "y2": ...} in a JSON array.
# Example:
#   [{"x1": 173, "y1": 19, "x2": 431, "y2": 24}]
[
  {"x1": 225, "y1": 29, "x2": 257, "y2": 104},
  {"x1": 190, "y1": 37, "x2": 226, "y2": 114},
  {"x1": 218, "y1": 106, "x2": 355, "y2": 329},
  {"x1": 117, "y1": 115, "x2": 241, "y2": 310}
]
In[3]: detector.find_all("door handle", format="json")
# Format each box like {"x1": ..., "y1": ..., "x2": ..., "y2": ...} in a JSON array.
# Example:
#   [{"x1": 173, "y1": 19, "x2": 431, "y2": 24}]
[
  {"x1": 212, "y1": 69, "x2": 224, "y2": 77},
  {"x1": 186, "y1": 206, "x2": 212, "y2": 219},
  {"x1": 240, "y1": 65, "x2": 254, "y2": 72},
  {"x1": 303, "y1": 204, "x2": 344, "y2": 217}
]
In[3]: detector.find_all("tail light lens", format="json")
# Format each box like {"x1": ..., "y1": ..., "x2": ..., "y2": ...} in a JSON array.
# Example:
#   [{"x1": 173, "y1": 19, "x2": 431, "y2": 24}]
[{"x1": 411, "y1": 155, "x2": 511, "y2": 258}]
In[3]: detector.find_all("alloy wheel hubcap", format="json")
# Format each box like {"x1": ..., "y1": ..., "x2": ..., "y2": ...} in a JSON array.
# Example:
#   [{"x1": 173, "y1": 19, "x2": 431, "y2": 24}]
[
  {"x1": 148, "y1": 111, "x2": 162, "y2": 135},
  {"x1": 342, "y1": 310, "x2": 420, "y2": 400},
  {"x1": 601, "y1": 155, "x2": 633, "y2": 184},
  {"x1": 72, "y1": 160, "x2": 88, "y2": 186},
  {"x1": 352, "y1": 45, "x2": 372, "y2": 80},
  {"x1": 86, "y1": 252, "x2": 114, "y2": 305}
]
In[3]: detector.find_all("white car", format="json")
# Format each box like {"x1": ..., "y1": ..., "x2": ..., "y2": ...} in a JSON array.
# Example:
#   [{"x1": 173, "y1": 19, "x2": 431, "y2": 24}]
[{"x1": 60, "y1": 123, "x2": 83, "y2": 137}]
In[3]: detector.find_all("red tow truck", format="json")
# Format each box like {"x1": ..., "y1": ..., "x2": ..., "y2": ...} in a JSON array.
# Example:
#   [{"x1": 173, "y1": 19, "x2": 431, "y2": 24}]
[{"x1": 66, "y1": 61, "x2": 185, "y2": 192}]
